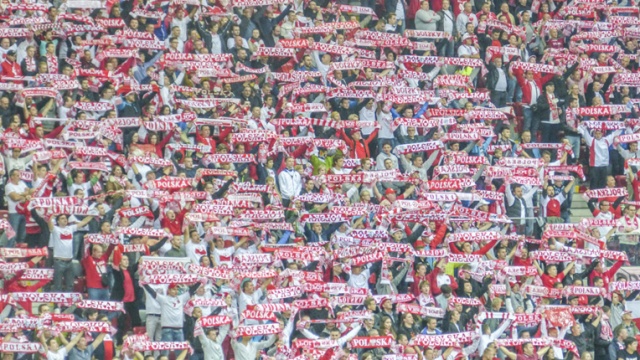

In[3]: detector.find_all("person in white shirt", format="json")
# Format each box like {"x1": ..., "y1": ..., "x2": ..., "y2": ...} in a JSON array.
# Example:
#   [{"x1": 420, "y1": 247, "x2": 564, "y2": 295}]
[
  {"x1": 457, "y1": 33, "x2": 479, "y2": 59},
  {"x1": 165, "y1": 26, "x2": 185, "y2": 51},
  {"x1": 347, "y1": 264, "x2": 370, "y2": 290},
  {"x1": 278, "y1": 156, "x2": 302, "y2": 207},
  {"x1": 4, "y1": 147, "x2": 34, "y2": 174},
  {"x1": 455, "y1": 2, "x2": 477, "y2": 35},
  {"x1": 359, "y1": 99, "x2": 377, "y2": 137},
  {"x1": 48, "y1": 213, "x2": 94, "y2": 292},
  {"x1": 184, "y1": 229, "x2": 208, "y2": 264},
  {"x1": 376, "y1": 142, "x2": 399, "y2": 170},
  {"x1": 199, "y1": 325, "x2": 230, "y2": 360},
  {"x1": 171, "y1": 9, "x2": 194, "y2": 42},
  {"x1": 5, "y1": 169, "x2": 32, "y2": 246},
  {"x1": 212, "y1": 237, "x2": 247, "y2": 267},
  {"x1": 578, "y1": 125, "x2": 622, "y2": 189},
  {"x1": 238, "y1": 277, "x2": 272, "y2": 325},
  {"x1": 376, "y1": 103, "x2": 395, "y2": 149},
  {"x1": 40, "y1": 331, "x2": 83, "y2": 360},
  {"x1": 143, "y1": 282, "x2": 201, "y2": 356},
  {"x1": 144, "y1": 284, "x2": 167, "y2": 348}
]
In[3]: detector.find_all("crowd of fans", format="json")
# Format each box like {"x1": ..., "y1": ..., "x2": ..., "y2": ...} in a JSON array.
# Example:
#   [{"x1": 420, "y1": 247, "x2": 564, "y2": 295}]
[{"x1": 1, "y1": 0, "x2": 640, "y2": 359}]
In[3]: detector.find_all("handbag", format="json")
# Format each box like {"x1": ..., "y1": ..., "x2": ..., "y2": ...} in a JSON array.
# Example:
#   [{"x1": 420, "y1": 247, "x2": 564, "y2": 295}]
[{"x1": 97, "y1": 262, "x2": 111, "y2": 288}]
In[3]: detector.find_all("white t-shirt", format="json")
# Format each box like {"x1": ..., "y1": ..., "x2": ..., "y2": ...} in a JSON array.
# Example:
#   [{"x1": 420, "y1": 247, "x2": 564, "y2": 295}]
[
  {"x1": 185, "y1": 241, "x2": 208, "y2": 264},
  {"x1": 457, "y1": 44, "x2": 478, "y2": 58},
  {"x1": 51, "y1": 225, "x2": 77, "y2": 259},
  {"x1": 47, "y1": 348, "x2": 67, "y2": 360},
  {"x1": 213, "y1": 247, "x2": 234, "y2": 268},
  {"x1": 157, "y1": 292, "x2": 190, "y2": 328},
  {"x1": 5, "y1": 181, "x2": 28, "y2": 213}
]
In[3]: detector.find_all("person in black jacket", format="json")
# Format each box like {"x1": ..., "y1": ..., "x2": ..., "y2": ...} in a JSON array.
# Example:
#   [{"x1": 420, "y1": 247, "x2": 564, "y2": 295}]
[
  {"x1": 586, "y1": 72, "x2": 614, "y2": 106},
  {"x1": 536, "y1": 81, "x2": 562, "y2": 143},
  {"x1": 563, "y1": 259, "x2": 599, "y2": 286},
  {"x1": 111, "y1": 255, "x2": 143, "y2": 342},
  {"x1": 253, "y1": 5, "x2": 292, "y2": 47},
  {"x1": 486, "y1": 56, "x2": 510, "y2": 107}
]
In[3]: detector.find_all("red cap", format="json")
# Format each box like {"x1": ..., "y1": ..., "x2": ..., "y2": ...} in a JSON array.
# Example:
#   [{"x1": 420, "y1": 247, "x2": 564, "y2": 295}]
[
  {"x1": 293, "y1": 237, "x2": 305, "y2": 243},
  {"x1": 414, "y1": 240, "x2": 426, "y2": 248},
  {"x1": 168, "y1": 283, "x2": 178, "y2": 290},
  {"x1": 385, "y1": 188, "x2": 396, "y2": 195}
]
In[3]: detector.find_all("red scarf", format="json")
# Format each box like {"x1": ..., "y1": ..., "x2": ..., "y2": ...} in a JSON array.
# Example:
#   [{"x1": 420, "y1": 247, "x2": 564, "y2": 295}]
[
  {"x1": 566, "y1": 107, "x2": 578, "y2": 129},
  {"x1": 24, "y1": 56, "x2": 36, "y2": 72},
  {"x1": 46, "y1": 54, "x2": 58, "y2": 74},
  {"x1": 547, "y1": 92, "x2": 559, "y2": 121}
]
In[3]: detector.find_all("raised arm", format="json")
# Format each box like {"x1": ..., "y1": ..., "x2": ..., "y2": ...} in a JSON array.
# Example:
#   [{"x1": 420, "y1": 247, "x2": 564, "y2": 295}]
[
  {"x1": 64, "y1": 332, "x2": 84, "y2": 353},
  {"x1": 91, "y1": 333, "x2": 106, "y2": 349},
  {"x1": 499, "y1": 346, "x2": 517, "y2": 360},
  {"x1": 77, "y1": 215, "x2": 95, "y2": 228},
  {"x1": 562, "y1": 261, "x2": 575, "y2": 276},
  {"x1": 337, "y1": 323, "x2": 362, "y2": 347}
]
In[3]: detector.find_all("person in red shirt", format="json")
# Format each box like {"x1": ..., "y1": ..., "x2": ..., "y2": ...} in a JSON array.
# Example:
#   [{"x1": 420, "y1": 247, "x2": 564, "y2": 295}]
[
  {"x1": 513, "y1": 252, "x2": 533, "y2": 269},
  {"x1": 425, "y1": 259, "x2": 458, "y2": 296},
  {"x1": 534, "y1": 260, "x2": 575, "y2": 288},
  {"x1": 82, "y1": 243, "x2": 115, "y2": 301},
  {"x1": 540, "y1": 178, "x2": 574, "y2": 219},
  {"x1": 162, "y1": 205, "x2": 190, "y2": 235}
]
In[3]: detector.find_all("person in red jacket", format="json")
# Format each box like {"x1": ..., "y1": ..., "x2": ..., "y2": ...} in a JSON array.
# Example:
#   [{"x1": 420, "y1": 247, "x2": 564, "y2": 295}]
[
  {"x1": 589, "y1": 258, "x2": 624, "y2": 289},
  {"x1": 1, "y1": 50, "x2": 21, "y2": 77},
  {"x1": 426, "y1": 258, "x2": 458, "y2": 296},
  {"x1": 512, "y1": 66, "x2": 555, "y2": 136},
  {"x1": 337, "y1": 127, "x2": 379, "y2": 159},
  {"x1": 82, "y1": 243, "x2": 115, "y2": 301}
]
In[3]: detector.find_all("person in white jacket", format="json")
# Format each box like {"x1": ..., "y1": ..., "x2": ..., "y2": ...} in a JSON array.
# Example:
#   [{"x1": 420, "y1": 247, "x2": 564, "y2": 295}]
[
  {"x1": 199, "y1": 324, "x2": 230, "y2": 360},
  {"x1": 277, "y1": 156, "x2": 302, "y2": 207}
]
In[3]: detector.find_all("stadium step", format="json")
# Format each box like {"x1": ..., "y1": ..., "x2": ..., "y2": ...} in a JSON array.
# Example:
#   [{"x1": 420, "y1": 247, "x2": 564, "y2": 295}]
[{"x1": 569, "y1": 188, "x2": 591, "y2": 223}]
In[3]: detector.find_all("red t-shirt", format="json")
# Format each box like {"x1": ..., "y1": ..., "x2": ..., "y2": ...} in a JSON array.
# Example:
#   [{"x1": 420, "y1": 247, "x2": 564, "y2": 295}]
[
  {"x1": 546, "y1": 198, "x2": 562, "y2": 217},
  {"x1": 122, "y1": 270, "x2": 135, "y2": 303},
  {"x1": 541, "y1": 273, "x2": 564, "y2": 288}
]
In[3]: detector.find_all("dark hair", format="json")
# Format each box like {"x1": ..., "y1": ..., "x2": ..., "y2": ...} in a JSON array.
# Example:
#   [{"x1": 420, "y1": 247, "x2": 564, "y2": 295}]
[{"x1": 624, "y1": 337, "x2": 637, "y2": 348}]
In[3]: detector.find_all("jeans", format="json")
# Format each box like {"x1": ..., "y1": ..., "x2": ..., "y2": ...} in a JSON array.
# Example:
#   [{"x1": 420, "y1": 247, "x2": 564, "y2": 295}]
[
  {"x1": 161, "y1": 328, "x2": 185, "y2": 356},
  {"x1": 53, "y1": 259, "x2": 75, "y2": 292},
  {"x1": 190, "y1": 353, "x2": 204, "y2": 360},
  {"x1": 590, "y1": 166, "x2": 609, "y2": 190},
  {"x1": 73, "y1": 231, "x2": 87, "y2": 260},
  {"x1": 522, "y1": 106, "x2": 534, "y2": 133},
  {"x1": 438, "y1": 39, "x2": 454, "y2": 57},
  {"x1": 87, "y1": 288, "x2": 110, "y2": 301},
  {"x1": 490, "y1": 90, "x2": 507, "y2": 108},
  {"x1": 146, "y1": 314, "x2": 163, "y2": 357},
  {"x1": 541, "y1": 122, "x2": 561, "y2": 143},
  {"x1": 566, "y1": 135, "x2": 581, "y2": 164},
  {"x1": 8, "y1": 212, "x2": 25, "y2": 245},
  {"x1": 507, "y1": 77, "x2": 517, "y2": 104}
]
